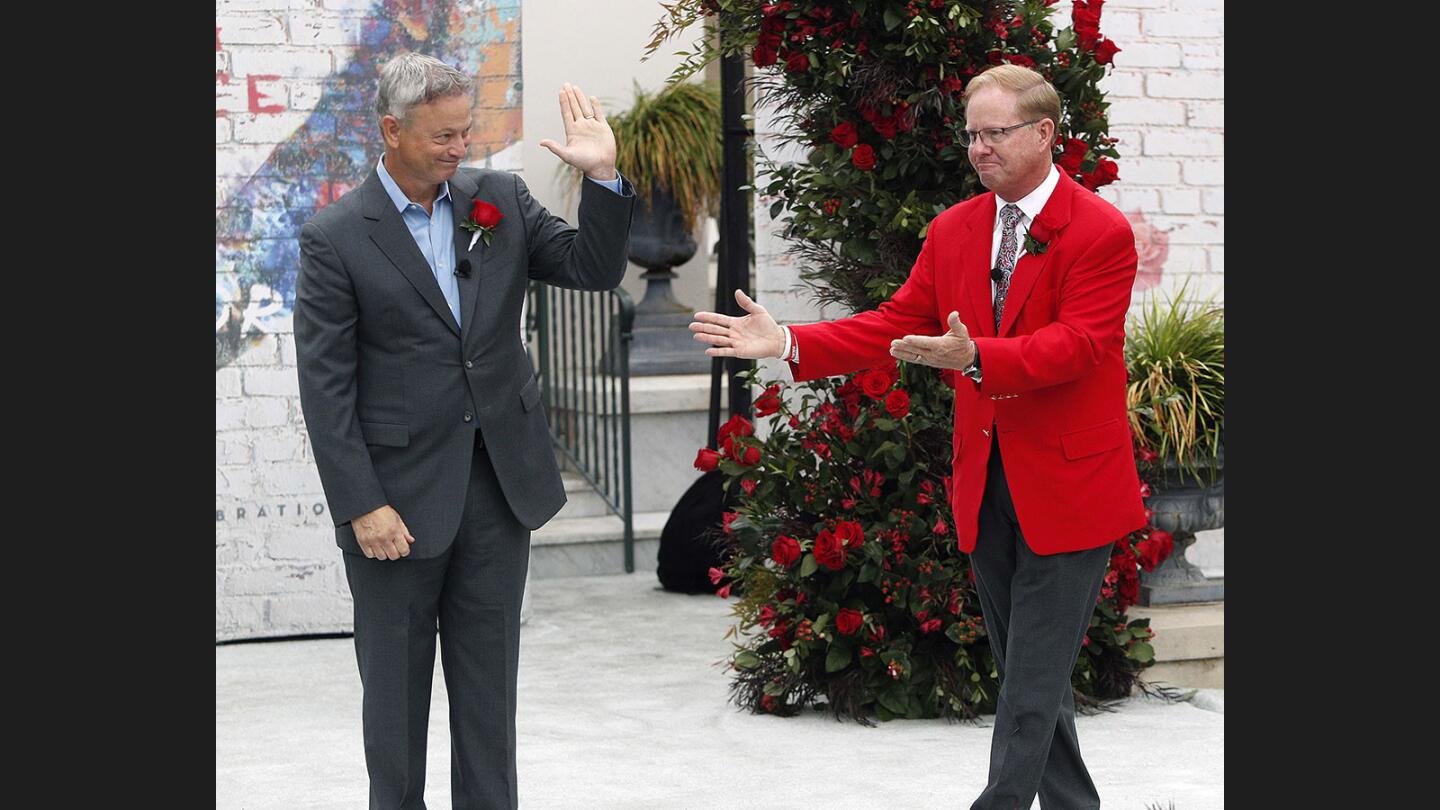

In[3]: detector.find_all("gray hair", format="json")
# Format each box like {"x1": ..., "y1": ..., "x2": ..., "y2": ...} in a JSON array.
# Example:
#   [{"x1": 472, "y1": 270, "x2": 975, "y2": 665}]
[{"x1": 374, "y1": 53, "x2": 473, "y2": 124}]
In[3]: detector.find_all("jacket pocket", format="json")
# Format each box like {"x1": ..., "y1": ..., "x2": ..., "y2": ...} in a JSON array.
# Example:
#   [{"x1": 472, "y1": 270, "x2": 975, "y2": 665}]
[
  {"x1": 359, "y1": 420, "x2": 409, "y2": 447},
  {"x1": 1059, "y1": 418, "x2": 1127, "y2": 460},
  {"x1": 519, "y1": 375, "x2": 541, "y2": 412}
]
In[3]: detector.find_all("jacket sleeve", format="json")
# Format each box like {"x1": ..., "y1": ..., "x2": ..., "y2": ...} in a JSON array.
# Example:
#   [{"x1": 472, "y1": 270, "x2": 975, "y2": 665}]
[
  {"x1": 788, "y1": 231, "x2": 944, "y2": 381},
  {"x1": 294, "y1": 220, "x2": 390, "y2": 526},
  {"x1": 519, "y1": 172, "x2": 636, "y2": 291},
  {"x1": 970, "y1": 221, "x2": 1138, "y2": 394}
]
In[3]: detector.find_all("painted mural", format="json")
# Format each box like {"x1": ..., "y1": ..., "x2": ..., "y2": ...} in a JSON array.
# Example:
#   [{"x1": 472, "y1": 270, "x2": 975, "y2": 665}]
[{"x1": 216, "y1": 0, "x2": 522, "y2": 369}]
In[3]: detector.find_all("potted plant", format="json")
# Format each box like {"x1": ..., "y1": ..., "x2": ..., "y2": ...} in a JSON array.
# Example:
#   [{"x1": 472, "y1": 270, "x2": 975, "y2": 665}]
[{"x1": 1125, "y1": 285, "x2": 1225, "y2": 605}]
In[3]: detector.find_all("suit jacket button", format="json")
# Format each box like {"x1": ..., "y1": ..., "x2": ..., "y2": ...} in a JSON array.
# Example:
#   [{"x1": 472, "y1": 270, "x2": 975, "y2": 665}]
[
  {"x1": 463, "y1": 412, "x2": 473, "y2": 422},
  {"x1": 465, "y1": 360, "x2": 473, "y2": 369}
]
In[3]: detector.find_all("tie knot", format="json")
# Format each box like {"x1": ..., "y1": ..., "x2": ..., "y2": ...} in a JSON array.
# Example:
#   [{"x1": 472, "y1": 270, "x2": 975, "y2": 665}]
[{"x1": 1000, "y1": 203, "x2": 1023, "y2": 228}]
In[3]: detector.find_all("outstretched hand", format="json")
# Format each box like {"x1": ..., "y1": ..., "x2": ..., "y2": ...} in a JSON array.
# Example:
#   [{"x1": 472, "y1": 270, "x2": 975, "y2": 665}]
[
  {"x1": 890, "y1": 311, "x2": 976, "y2": 369},
  {"x1": 538, "y1": 82, "x2": 618, "y2": 181},
  {"x1": 690, "y1": 290, "x2": 786, "y2": 360}
]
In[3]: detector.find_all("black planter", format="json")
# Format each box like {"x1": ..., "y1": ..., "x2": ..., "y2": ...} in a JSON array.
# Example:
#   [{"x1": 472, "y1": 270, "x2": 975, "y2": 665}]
[
  {"x1": 604, "y1": 184, "x2": 710, "y2": 376},
  {"x1": 1139, "y1": 445, "x2": 1224, "y2": 606}
]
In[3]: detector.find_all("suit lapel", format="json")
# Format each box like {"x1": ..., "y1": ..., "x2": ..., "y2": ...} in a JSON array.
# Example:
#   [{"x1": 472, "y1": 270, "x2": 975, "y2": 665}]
[
  {"x1": 449, "y1": 170, "x2": 486, "y2": 354},
  {"x1": 361, "y1": 171, "x2": 462, "y2": 337},
  {"x1": 997, "y1": 172, "x2": 1076, "y2": 337},
  {"x1": 963, "y1": 193, "x2": 998, "y2": 338}
]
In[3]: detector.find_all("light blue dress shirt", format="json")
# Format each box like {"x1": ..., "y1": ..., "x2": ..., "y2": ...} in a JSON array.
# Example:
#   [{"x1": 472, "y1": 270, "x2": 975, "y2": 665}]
[{"x1": 375, "y1": 157, "x2": 625, "y2": 329}]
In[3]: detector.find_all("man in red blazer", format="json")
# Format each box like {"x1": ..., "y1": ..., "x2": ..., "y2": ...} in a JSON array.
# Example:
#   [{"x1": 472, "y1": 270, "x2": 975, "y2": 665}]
[{"x1": 691, "y1": 65, "x2": 1144, "y2": 809}]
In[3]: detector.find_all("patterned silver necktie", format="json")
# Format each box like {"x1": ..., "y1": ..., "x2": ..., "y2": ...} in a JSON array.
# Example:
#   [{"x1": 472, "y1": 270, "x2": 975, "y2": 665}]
[{"x1": 993, "y1": 203, "x2": 1024, "y2": 331}]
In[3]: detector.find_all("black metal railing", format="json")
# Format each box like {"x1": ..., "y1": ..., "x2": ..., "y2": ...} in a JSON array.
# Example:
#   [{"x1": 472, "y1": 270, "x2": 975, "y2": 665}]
[{"x1": 525, "y1": 282, "x2": 636, "y2": 572}]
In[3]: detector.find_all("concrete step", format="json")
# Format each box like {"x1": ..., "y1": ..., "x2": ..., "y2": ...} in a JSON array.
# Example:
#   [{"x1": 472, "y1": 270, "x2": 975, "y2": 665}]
[
  {"x1": 554, "y1": 472, "x2": 613, "y2": 520},
  {"x1": 529, "y1": 509, "x2": 671, "y2": 579},
  {"x1": 1128, "y1": 600, "x2": 1224, "y2": 689}
]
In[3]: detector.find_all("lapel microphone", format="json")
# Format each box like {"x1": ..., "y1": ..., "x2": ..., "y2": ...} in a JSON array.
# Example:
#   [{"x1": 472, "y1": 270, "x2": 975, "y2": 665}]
[{"x1": 455, "y1": 259, "x2": 471, "y2": 279}]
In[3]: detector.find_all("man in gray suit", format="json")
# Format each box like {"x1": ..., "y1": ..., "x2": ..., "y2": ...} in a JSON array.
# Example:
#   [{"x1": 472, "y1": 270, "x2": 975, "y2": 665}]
[{"x1": 295, "y1": 53, "x2": 634, "y2": 810}]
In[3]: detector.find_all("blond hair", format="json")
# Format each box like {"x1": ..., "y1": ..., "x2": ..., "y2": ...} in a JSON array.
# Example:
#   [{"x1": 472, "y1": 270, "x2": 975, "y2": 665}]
[{"x1": 962, "y1": 65, "x2": 1061, "y2": 130}]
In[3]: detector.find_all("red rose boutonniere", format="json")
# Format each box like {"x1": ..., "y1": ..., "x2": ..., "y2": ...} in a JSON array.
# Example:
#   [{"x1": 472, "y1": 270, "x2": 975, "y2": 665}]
[
  {"x1": 1023, "y1": 221, "x2": 1052, "y2": 256},
  {"x1": 461, "y1": 199, "x2": 504, "y2": 248}
]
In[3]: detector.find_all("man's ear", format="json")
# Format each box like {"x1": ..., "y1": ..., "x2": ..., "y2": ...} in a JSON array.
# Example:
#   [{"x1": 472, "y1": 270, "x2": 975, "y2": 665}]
[{"x1": 380, "y1": 115, "x2": 402, "y2": 149}]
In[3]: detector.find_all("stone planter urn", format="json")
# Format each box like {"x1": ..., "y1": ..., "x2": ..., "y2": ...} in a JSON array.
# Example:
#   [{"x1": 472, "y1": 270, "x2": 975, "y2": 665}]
[{"x1": 1139, "y1": 445, "x2": 1224, "y2": 606}]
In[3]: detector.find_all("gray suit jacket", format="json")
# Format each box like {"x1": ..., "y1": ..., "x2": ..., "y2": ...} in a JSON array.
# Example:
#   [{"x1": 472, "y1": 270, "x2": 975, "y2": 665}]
[{"x1": 295, "y1": 166, "x2": 634, "y2": 557}]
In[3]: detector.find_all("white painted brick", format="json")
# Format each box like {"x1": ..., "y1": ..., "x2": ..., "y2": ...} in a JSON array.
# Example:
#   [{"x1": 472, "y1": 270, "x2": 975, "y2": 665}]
[
  {"x1": 217, "y1": 435, "x2": 253, "y2": 466},
  {"x1": 1099, "y1": 70, "x2": 1143, "y2": 98},
  {"x1": 1208, "y1": 246, "x2": 1223, "y2": 274},
  {"x1": 1161, "y1": 246, "x2": 1209, "y2": 274},
  {"x1": 1182, "y1": 42, "x2": 1225, "y2": 70},
  {"x1": 233, "y1": 112, "x2": 311, "y2": 145},
  {"x1": 216, "y1": 144, "x2": 279, "y2": 179},
  {"x1": 1104, "y1": 12, "x2": 1140, "y2": 38},
  {"x1": 215, "y1": 596, "x2": 267, "y2": 638},
  {"x1": 1114, "y1": 187, "x2": 1160, "y2": 213},
  {"x1": 1108, "y1": 99, "x2": 1187, "y2": 126},
  {"x1": 267, "y1": 593, "x2": 353, "y2": 631},
  {"x1": 1108, "y1": 128, "x2": 1144, "y2": 155},
  {"x1": 1163, "y1": 219, "x2": 1223, "y2": 245},
  {"x1": 247, "y1": 397, "x2": 292, "y2": 429},
  {"x1": 278, "y1": 333, "x2": 298, "y2": 366},
  {"x1": 1110, "y1": 42, "x2": 1182, "y2": 69},
  {"x1": 216, "y1": 465, "x2": 258, "y2": 499},
  {"x1": 1096, "y1": 186, "x2": 1119, "y2": 207},
  {"x1": 216, "y1": 74, "x2": 249, "y2": 116},
  {"x1": 287, "y1": 12, "x2": 362, "y2": 45},
  {"x1": 255, "y1": 433, "x2": 305, "y2": 463},
  {"x1": 258, "y1": 461, "x2": 324, "y2": 494},
  {"x1": 224, "y1": 564, "x2": 331, "y2": 595},
  {"x1": 1144, "y1": 12, "x2": 1223, "y2": 37},
  {"x1": 216, "y1": 368, "x2": 243, "y2": 398},
  {"x1": 1162, "y1": 188, "x2": 1201, "y2": 214},
  {"x1": 234, "y1": 334, "x2": 281, "y2": 365},
  {"x1": 215, "y1": 15, "x2": 287, "y2": 44},
  {"x1": 1105, "y1": 0, "x2": 1168, "y2": 7},
  {"x1": 1202, "y1": 188, "x2": 1224, "y2": 215},
  {"x1": 1147, "y1": 72, "x2": 1224, "y2": 99},
  {"x1": 266, "y1": 526, "x2": 335, "y2": 561},
  {"x1": 216, "y1": 179, "x2": 228, "y2": 208},
  {"x1": 229, "y1": 46, "x2": 334, "y2": 77},
  {"x1": 1188, "y1": 101, "x2": 1224, "y2": 129},
  {"x1": 216, "y1": 52, "x2": 230, "y2": 73},
  {"x1": 287, "y1": 79, "x2": 325, "y2": 110},
  {"x1": 1146, "y1": 130, "x2": 1223, "y2": 156},
  {"x1": 217, "y1": 0, "x2": 292, "y2": 10},
  {"x1": 243, "y1": 367, "x2": 299, "y2": 397},
  {"x1": 217, "y1": 399, "x2": 247, "y2": 431},
  {"x1": 1120, "y1": 157, "x2": 1181, "y2": 185},
  {"x1": 216, "y1": 116, "x2": 232, "y2": 144},
  {"x1": 1182, "y1": 159, "x2": 1224, "y2": 186},
  {"x1": 320, "y1": 0, "x2": 375, "y2": 10}
]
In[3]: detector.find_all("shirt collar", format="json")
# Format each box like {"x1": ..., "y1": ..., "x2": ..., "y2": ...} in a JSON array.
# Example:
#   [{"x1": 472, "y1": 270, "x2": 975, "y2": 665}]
[
  {"x1": 376, "y1": 155, "x2": 451, "y2": 213},
  {"x1": 994, "y1": 165, "x2": 1060, "y2": 227}
]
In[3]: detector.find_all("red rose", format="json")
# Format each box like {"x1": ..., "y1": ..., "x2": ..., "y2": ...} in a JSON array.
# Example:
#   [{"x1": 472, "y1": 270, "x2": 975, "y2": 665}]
[
  {"x1": 785, "y1": 51, "x2": 810, "y2": 72},
  {"x1": 740, "y1": 478, "x2": 757, "y2": 496},
  {"x1": 717, "y1": 582, "x2": 733, "y2": 599},
  {"x1": 754, "y1": 384, "x2": 782, "y2": 416},
  {"x1": 1137, "y1": 530, "x2": 1175, "y2": 572},
  {"x1": 830, "y1": 121, "x2": 858, "y2": 149},
  {"x1": 873, "y1": 116, "x2": 897, "y2": 139},
  {"x1": 850, "y1": 143, "x2": 876, "y2": 171},
  {"x1": 814, "y1": 529, "x2": 847, "y2": 570},
  {"x1": 1095, "y1": 157, "x2": 1120, "y2": 184},
  {"x1": 693, "y1": 447, "x2": 721, "y2": 471},
  {"x1": 722, "y1": 511, "x2": 739, "y2": 532},
  {"x1": 1003, "y1": 53, "x2": 1036, "y2": 69},
  {"x1": 835, "y1": 608, "x2": 864, "y2": 636},
  {"x1": 757, "y1": 605, "x2": 777, "y2": 627},
  {"x1": 986, "y1": 49, "x2": 1004, "y2": 66},
  {"x1": 718, "y1": 414, "x2": 754, "y2": 445},
  {"x1": 885, "y1": 389, "x2": 910, "y2": 418},
  {"x1": 1094, "y1": 38, "x2": 1120, "y2": 65},
  {"x1": 859, "y1": 368, "x2": 891, "y2": 399},
  {"x1": 752, "y1": 44, "x2": 777, "y2": 67},
  {"x1": 470, "y1": 199, "x2": 504, "y2": 229},
  {"x1": 833, "y1": 520, "x2": 865, "y2": 548},
  {"x1": 934, "y1": 517, "x2": 949, "y2": 536},
  {"x1": 741, "y1": 445, "x2": 761, "y2": 466},
  {"x1": 772, "y1": 535, "x2": 801, "y2": 567}
]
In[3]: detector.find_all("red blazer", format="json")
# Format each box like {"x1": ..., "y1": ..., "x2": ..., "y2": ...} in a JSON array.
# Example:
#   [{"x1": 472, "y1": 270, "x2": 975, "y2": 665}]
[{"x1": 789, "y1": 171, "x2": 1146, "y2": 555}]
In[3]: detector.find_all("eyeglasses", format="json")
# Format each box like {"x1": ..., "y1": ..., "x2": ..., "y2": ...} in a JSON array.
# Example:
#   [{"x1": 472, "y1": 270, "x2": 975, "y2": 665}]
[{"x1": 958, "y1": 119, "x2": 1041, "y2": 148}]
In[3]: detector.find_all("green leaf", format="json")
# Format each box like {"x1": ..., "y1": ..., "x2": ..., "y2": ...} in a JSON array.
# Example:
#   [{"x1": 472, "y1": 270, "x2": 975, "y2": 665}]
[
  {"x1": 878, "y1": 684, "x2": 909, "y2": 714},
  {"x1": 1055, "y1": 28, "x2": 1076, "y2": 51},
  {"x1": 800, "y1": 553, "x2": 819, "y2": 577},
  {"x1": 734, "y1": 651, "x2": 760, "y2": 670},
  {"x1": 826, "y1": 643, "x2": 852, "y2": 672},
  {"x1": 875, "y1": 703, "x2": 894, "y2": 722},
  {"x1": 1129, "y1": 642, "x2": 1155, "y2": 663},
  {"x1": 883, "y1": 6, "x2": 904, "y2": 31},
  {"x1": 770, "y1": 199, "x2": 785, "y2": 219},
  {"x1": 946, "y1": 623, "x2": 968, "y2": 644},
  {"x1": 859, "y1": 562, "x2": 879, "y2": 584}
]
